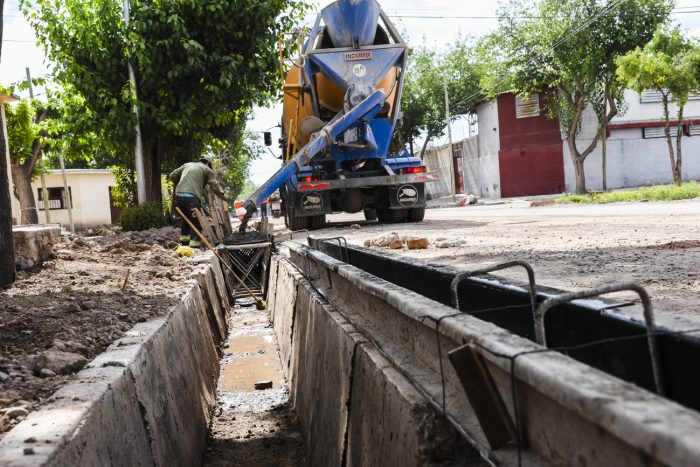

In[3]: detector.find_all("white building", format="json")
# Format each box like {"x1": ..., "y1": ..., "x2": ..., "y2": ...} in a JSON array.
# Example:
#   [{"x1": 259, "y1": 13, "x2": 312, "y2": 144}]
[
  {"x1": 31, "y1": 169, "x2": 119, "y2": 229},
  {"x1": 423, "y1": 90, "x2": 700, "y2": 198}
]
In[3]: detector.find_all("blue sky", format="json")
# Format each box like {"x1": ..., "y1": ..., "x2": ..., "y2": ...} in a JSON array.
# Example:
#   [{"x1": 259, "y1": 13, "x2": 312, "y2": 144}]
[{"x1": 3, "y1": 0, "x2": 700, "y2": 183}]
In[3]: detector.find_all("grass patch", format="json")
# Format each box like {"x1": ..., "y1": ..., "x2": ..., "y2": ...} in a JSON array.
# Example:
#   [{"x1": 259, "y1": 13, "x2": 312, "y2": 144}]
[{"x1": 556, "y1": 181, "x2": 700, "y2": 204}]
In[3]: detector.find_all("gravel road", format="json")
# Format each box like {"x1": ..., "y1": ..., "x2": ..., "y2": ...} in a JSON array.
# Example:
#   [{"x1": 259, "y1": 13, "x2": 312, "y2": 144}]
[{"x1": 273, "y1": 198, "x2": 700, "y2": 324}]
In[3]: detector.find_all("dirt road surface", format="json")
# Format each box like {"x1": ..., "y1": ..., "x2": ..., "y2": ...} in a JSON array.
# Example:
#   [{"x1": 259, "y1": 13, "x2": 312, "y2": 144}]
[{"x1": 272, "y1": 198, "x2": 700, "y2": 324}]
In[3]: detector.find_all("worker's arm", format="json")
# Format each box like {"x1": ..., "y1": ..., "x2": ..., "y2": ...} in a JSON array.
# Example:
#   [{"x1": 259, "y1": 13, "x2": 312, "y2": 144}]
[{"x1": 204, "y1": 168, "x2": 230, "y2": 202}]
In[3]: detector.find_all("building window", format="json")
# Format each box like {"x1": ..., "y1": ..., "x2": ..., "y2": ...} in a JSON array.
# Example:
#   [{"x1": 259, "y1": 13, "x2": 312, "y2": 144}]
[
  {"x1": 37, "y1": 187, "x2": 72, "y2": 210},
  {"x1": 515, "y1": 94, "x2": 540, "y2": 119},
  {"x1": 641, "y1": 89, "x2": 700, "y2": 103},
  {"x1": 642, "y1": 126, "x2": 678, "y2": 139}
]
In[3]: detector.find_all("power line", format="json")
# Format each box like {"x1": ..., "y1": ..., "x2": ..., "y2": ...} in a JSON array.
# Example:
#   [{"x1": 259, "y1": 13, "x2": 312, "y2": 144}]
[{"x1": 448, "y1": 0, "x2": 629, "y2": 113}]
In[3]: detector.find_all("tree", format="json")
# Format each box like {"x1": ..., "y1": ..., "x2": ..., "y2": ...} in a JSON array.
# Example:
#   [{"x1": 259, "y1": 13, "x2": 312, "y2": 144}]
[
  {"x1": 0, "y1": 0, "x2": 17, "y2": 287},
  {"x1": 400, "y1": 38, "x2": 483, "y2": 158},
  {"x1": 209, "y1": 122, "x2": 263, "y2": 201},
  {"x1": 24, "y1": 0, "x2": 309, "y2": 204},
  {"x1": 5, "y1": 99, "x2": 47, "y2": 224},
  {"x1": 617, "y1": 26, "x2": 696, "y2": 185},
  {"x1": 482, "y1": 0, "x2": 672, "y2": 193}
]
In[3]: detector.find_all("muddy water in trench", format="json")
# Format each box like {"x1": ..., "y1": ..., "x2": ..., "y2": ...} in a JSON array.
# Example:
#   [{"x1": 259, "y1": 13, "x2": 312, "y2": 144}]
[{"x1": 203, "y1": 301, "x2": 307, "y2": 466}]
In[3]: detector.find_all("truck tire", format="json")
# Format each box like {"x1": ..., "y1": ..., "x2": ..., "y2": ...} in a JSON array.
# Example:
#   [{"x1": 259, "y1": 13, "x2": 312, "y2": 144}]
[
  {"x1": 284, "y1": 208, "x2": 308, "y2": 231},
  {"x1": 378, "y1": 208, "x2": 407, "y2": 223},
  {"x1": 407, "y1": 207, "x2": 425, "y2": 222},
  {"x1": 308, "y1": 215, "x2": 326, "y2": 230},
  {"x1": 363, "y1": 208, "x2": 377, "y2": 221}
]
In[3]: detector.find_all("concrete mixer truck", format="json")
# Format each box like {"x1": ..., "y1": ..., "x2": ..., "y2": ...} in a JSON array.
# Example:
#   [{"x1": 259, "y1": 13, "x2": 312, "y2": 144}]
[{"x1": 238, "y1": 0, "x2": 438, "y2": 234}]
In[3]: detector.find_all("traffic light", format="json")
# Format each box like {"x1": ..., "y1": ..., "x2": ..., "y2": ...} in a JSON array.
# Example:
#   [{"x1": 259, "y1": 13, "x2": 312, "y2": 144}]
[{"x1": 264, "y1": 131, "x2": 272, "y2": 146}]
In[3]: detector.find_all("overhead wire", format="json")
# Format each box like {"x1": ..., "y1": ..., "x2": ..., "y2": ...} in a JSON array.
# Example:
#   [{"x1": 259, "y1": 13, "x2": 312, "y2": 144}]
[{"x1": 447, "y1": 0, "x2": 628, "y2": 113}]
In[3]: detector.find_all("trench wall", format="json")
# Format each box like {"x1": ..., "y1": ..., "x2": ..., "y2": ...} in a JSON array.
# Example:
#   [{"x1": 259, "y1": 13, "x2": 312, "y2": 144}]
[
  {"x1": 0, "y1": 253, "x2": 230, "y2": 467},
  {"x1": 268, "y1": 254, "x2": 482, "y2": 466}
]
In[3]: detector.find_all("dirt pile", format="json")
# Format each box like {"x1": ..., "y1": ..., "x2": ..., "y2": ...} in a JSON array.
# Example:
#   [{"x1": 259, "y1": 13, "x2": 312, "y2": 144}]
[{"x1": 0, "y1": 230, "x2": 202, "y2": 438}]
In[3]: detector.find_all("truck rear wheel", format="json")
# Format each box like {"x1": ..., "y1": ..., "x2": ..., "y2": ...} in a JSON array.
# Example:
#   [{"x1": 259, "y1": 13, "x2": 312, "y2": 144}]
[
  {"x1": 378, "y1": 208, "x2": 407, "y2": 223},
  {"x1": 284, "y1": 207, "x2": 308, "y2": 231},
  {"x1": 407, "y1": 207, "x2": 425, "y2": 222},
  {"x1": 308, "y1": 215, "x2": 326, "y2": 230}
]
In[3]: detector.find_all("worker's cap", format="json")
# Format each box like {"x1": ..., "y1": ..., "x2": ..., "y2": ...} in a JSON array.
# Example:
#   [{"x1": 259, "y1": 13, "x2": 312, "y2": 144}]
[{"x1": 199, "y1": 157, "x2": 213, "y2": 168}]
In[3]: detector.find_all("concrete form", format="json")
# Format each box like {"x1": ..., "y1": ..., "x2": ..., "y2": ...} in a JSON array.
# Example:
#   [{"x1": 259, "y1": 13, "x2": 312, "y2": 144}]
[
  {"x1": 272, "y1": 241, "x2": 700, "y2": 466},
  {"x1": 0, "y1": 254, "x2": 230, "y2": 466}
]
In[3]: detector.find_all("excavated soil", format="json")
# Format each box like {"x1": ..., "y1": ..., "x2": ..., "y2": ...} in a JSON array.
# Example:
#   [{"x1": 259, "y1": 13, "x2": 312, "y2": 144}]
[{"x1": 0, "y1": 226, "x2": 198, "y2": 438}]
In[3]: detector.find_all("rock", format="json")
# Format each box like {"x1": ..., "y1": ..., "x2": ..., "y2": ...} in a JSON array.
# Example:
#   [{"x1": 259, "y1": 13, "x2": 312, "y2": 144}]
[
  {"x1": 34, "y1": 349, "x2": 87, "y2": 375},
  {"x1": 254, "y1": 380, "x2": 273, "y2": 390},
  {"x1": 363, "y1": 239, "x2": 371, "y2": 247},
  {"x1": 389, "y1": 240, "x2": 404, "y2": 249},
  {"x1": 12, "y1": 225, "x2": 61, "y2": 271},
  {"x1": 436, "y1": 241, "x2": 453, "y2": 248},
  {"x1": 4, "y1": 407, "x2": 29, "y2": 419},
  {"x1": 407, "y1": 238, "x2": 429, "y2": 250},
  {"x1": 350, "y1": 224, "x2": 361, "y2": 230},
  {"x1": 23, "y1": 447, "x2": 35, "y2": 455},
  {"x1": 368, "y1": 232, "x2": 399, "y2": 247},
  {"x1": 39, "y1": 368, "x2": 56, "y2": 378},
  {"x1": 0, "y1": 398, "x2": 11, "y2": 407},
  {"x1": 0, "y1": 371, "x2": 9, "y2": 382},
  {"x1": 80, "y1": 300, "x2": 97, "y2": 310},
  {"x1": 66, "y1": 304, "x2": 81, "y2": 314}
]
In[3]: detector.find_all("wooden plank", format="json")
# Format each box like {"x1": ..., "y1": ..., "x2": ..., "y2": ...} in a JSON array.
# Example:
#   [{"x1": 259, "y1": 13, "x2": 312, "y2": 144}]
[{"x1": 193, "y1": 208, "x2": 217, "y2": 244}]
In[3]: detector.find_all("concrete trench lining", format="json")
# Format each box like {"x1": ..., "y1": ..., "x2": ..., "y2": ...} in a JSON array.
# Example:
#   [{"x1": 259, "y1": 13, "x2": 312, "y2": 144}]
[
  {"x1": 0, "y1": 253, "x2": 230, "y2": 467},
  {"x1": 268, "y1": 253, "x2": 481, "y2": 466},
  {"x1": 275, "y1": 241, "x2": 700, "y2": 466}
]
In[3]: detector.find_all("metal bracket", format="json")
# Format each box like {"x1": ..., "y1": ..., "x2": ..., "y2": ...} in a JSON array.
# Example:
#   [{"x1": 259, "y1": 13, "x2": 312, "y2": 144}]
[
  {"x1": 315, "y1": 236, "x2": 349, "y2": 263},
  {"x1": 301, "y1": 250, "x2": 321, "y2": 280},
  {"x1": 448, "y1": 343, "x2": 519, "y2": 449},
  {"x1": 289, "y1": 229, "x2": 309, "y2": 242},
  {"x1": 450, "y1": 260, "x2": 538, "y2": 320},
  {"x1": 534, "y1": 282, "x2": 665, "y2": 396}
]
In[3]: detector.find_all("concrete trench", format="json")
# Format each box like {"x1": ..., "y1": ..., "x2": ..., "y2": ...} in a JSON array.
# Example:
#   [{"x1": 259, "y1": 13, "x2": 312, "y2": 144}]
[{"x1": 2, "y1": 235, "x2": 700, "y2": 466}]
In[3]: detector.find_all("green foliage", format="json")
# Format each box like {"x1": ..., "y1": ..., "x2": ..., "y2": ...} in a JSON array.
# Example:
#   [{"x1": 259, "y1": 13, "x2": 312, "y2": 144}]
[
  {"x1": 556, "y1": 181, "x2": 700, "y2": 203},
  {"x1": 118, "y1": 201, "x2": 171, "y2": 231},
  {"x1": 237, "y1": 180, "x2": 258, "y2": 200},
  {"x1": 207, "y1": 117, "x2": 262, "y2": 200},
  {"x1": 4, "y1": 99, "x2": 45, "y2": 171},
  {"x1": 617, "y1": 25, "x2": 696, "y2": 108},
  {"x1": 23, "y1": 0, "x2": 311, "y2": 202},
  {"x1": 400, "y1": 36, "x2": 483, "y2": 156},
  {"x1": 110, "y1": 166, "x2": 137, "y2": 208}
]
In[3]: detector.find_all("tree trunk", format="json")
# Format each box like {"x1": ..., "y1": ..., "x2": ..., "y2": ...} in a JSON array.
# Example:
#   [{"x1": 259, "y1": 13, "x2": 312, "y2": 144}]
[
  {"x1": 419, "y1": 131, "x2": 432, "y2": 159},
  {"x1": 675, "y1": 105, "x2": 684, "y2": 185},
  {"x1": 661, "y1": 96, "x2": 680, "y2": 185},
  {"x1": 409, "y1": 138, "x2": 414, "y2": 157},
  {"x1": 142, "y1": 139, "x2": 163, "y2": 203},
  {"x1": 567, "y1": 136, "x2": 587, "y2": 194},
  {"x1": 0, "y1": 106, "x2": 16, "y2": 287},
  {"x1": 11, "y1": 162, "x2": 38, "y2": 224}
]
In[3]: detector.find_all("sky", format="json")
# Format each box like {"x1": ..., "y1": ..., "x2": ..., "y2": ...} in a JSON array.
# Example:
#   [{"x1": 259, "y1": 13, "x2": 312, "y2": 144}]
[{"x1": 3, "y1": 0, "x2": 700, "y2": 184}]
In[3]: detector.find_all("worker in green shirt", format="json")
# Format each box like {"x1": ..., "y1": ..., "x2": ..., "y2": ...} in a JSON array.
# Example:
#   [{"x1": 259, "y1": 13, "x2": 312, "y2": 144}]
[{"x1": 169, "y1": 158, "x2": 229, "y2": 248}]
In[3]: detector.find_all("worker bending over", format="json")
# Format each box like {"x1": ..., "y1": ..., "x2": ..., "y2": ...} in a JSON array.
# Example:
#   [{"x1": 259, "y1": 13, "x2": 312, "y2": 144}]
[{"x1": 169, "y1": 157, "x2": 229, "y2": 248}]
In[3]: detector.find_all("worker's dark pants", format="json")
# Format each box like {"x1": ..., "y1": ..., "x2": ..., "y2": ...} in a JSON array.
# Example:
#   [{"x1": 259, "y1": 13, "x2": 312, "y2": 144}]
[{"x1": 175, "y1": 195, "x2": 201, "y2": 245}]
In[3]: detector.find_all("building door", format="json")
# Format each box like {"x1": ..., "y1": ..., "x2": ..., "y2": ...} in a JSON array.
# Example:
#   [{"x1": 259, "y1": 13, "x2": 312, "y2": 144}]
[
  {"x1": 452, "y1": 145, "x2": 465, "y2": 194},
  {"x1": 108, "y1": 187, "x2": 121, "y2": 224}
]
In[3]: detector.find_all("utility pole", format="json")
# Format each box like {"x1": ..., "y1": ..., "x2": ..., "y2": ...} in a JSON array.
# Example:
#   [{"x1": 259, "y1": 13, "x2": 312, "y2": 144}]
[
  {"x1": 0, "y1": 0, "x2": 17, "y2": 286},
  {"x1": 122, "y1": 0, "x2": 147, "y2": 205},
  {"x1": 602, "y1": 82, "x2": 608, "y2": 192},
  {"x1": 58, "y1": 151, "x2": 74, "y2": 234},
  {"x1": 443, "y1": 78, "x2": 456, "y2": 202},
  {"x1": 27, "y1": 67, "x2": 51, "y2": 224}
]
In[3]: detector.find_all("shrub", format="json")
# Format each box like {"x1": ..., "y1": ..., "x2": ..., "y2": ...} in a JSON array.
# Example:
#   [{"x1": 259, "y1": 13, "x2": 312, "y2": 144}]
[{"x1": 119, "y1": 201, "x2": 172, "y2": 231}]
